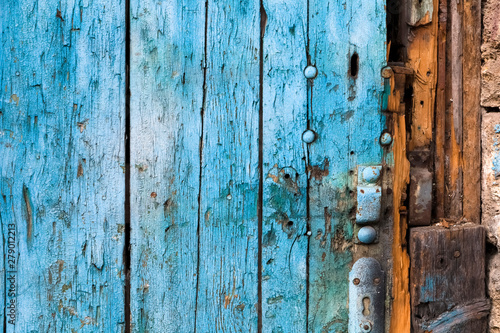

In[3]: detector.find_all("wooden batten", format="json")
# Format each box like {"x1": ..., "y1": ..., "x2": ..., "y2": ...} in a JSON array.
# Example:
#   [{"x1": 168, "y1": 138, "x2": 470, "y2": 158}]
[
  {"x1": 410, "y1": 224, "x2": 489, "y2": 333},
  {"x1": 462, "y1": 0, "x2": 481, "y2": 223}
]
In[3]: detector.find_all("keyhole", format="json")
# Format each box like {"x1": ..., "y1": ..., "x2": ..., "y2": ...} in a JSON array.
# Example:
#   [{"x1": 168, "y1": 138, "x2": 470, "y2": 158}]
[
  {"x1": 362, "y1": 297, "x2": 371, "y2": 316},
  {"x1": 350, "y1": 53, "x2": 359, "y2": 77}
]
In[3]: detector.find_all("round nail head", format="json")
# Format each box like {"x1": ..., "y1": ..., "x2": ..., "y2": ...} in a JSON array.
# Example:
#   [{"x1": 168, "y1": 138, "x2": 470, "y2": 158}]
[
  {"x1": 302, "y1": 130, "x2": 316, "y2": 144},
  {"x1": 304, "y1": 66, "x2": 318, "y2": 79},
  {"x1": 358, "y1": 226, "x2": 377, "y2": 244},
  {"x1": 380, "y1": 132, "x2": 393, "y2": 146},
  {"x1": 381, "y1": 66, "x2": 394, "y2": 79},
  {"x1": 362, "y1": 166, "x2": 381, "y2": 183},
  {"x1": 226, "y1": 194, "x2": 232, "y2": 200}
]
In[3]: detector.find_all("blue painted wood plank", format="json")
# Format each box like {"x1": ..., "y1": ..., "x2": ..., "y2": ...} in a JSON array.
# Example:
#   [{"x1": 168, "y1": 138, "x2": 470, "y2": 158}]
[
  {"x1": 260, "y1": 1, "x2": 308, "y2": 332},
  {"x1": 194, "y1": 1, "x2": 261, "y2": 331},
  {"x1": 0, "y1": 0, "x2": 126, "y2": 331},
  {"x1": 129, "y1": 0, "x2": 205, "y2": 331},
  {"x1": 307, "y1": 0, "x2": 386, "y2": 331}
]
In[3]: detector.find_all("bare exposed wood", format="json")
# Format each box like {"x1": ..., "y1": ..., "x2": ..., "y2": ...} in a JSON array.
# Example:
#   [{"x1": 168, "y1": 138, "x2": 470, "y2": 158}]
[
  {"x1": 410, "y1": 224, "x2": 488, "y2": 333},
  {"x1": 462, "y1": 0, "x2": 482, "y2": 223},
  {"x1": 445, "y1": 0, "x2": 464, "y2": 218},
  {"x1": 434, "y1": 0, "x2": 447, "y2": 219},
  {"x1": 407, "y1": 0, "x2": 439, "y2": 151},
  {"x1": 389, "y1": 111, "x2": 411, "y2": 332}
]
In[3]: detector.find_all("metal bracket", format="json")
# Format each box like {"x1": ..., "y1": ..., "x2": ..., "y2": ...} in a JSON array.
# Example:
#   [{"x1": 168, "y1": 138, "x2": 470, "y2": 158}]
[
  {"x1": 349, "y1": 257, "x2": 385, "y2": 333},
  {"x1": 356, "y1": 166, "x2": 382, "y2": 224}
]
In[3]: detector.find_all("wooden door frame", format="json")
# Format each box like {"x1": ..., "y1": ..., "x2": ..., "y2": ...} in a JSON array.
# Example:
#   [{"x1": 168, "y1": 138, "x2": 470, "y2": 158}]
[{"x1": 387, "y1": 0, "x2": 483, "y2": 331}]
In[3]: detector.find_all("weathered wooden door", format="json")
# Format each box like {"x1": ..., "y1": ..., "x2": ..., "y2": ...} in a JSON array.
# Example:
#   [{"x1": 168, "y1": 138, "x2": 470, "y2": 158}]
[{"x1": 1, "y1": 0, "x2": 390, "y2": 332}]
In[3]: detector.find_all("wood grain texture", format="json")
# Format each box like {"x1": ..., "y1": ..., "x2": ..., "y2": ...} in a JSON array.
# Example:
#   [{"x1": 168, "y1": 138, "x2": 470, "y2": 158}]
[
  {"x1": 307, "y1": 0, "x2": 387, "y2": 330},
  {"x1": 388, "y1": 89, "x2": 411, "y2": 332},
  {"x1": 260, "y1": 1, "x2": 308, "y2": 332},
  {"x1": 407, "y1": 0, "x2": 438, "y2": 152},
  {"x1": 0, "y1": 0, "x2": 125, "y2": 331},
  {"x1": 129, "y1": 1, "x2": 205, "y2": 331},
  {"x1": 434, "y1": 0, "x2": 447, "y2": 219},
  {"x1": 462, "y1": 0, "x2": 481, "y2": 223},
  {"x1": 195, "y1": 1, "x2": 261, "y2": 331},
  {"x1": 410, "y1": 224, "x2": 488, "y2": 333},
  {"x1": 129, "y1": 1, "x2": 388, "y2": 332},
  {"x1": 445, "y1": 0, "x2": 463, "y2": 218}
]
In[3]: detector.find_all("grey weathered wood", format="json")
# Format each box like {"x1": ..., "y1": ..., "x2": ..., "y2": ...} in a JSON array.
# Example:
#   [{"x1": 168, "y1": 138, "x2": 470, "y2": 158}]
[{"x1": 410, "y1": 224, "x2": 489, "y2": 333}]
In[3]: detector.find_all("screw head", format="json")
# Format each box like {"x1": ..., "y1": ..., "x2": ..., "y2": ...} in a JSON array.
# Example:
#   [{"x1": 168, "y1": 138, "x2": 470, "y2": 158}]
[
  {"x1": 361, "y1": 321, "x2": 373, "y2": 332},
  {"x1": 304, "y1": 65, "x2": 318, "y2": 79},
  {"x1": 302, "y1": 129, "x2": 317, "y2": 144},
  {"x1": 358, "y1": 226, "x2": 377, "y2": 244},
  {"x1": 380, "y1": 132, "x2": 393, "y2": 146}
]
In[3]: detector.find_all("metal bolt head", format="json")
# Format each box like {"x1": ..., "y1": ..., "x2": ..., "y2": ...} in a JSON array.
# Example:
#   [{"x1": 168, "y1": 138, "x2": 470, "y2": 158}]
[
  {"x1": 302, "y1": 129, "x2": 317, "y2": 144},
  {"x1": 304, "y1": 65, "x2": 318, "y2": 79},
  {"x1": 381, "y1": 66, "x2": 393, "y2": 79},
  {"x1": 380, "y1": 132, "x2": 393, "y2": 146},
  {"x1": 373, "y1": 277, "x2": 381, "y2": 285},
  {"x1": 362, "y1": 166, "x2": 381, "y2": 183},
  {"x1": 454, "y1": 250, "x2": 461, "y2": 258},
  {"x1": 358, "y1": 226, "x2": 377, "y2": 244}
]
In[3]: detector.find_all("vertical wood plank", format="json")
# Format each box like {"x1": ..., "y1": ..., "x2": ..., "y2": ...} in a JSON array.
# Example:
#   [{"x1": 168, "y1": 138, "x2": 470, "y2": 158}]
[
  {"x1": 307, "y1": 0, "x2": 386, "y2": 330},
  {"x1": 434, "y1": 0, "x2": 447, "y2": 219},
  {"x1": 260, "y1": 1, "x2": 308, "y2": 332},
  {"x1": 0, "y1": 0, "x2": 125, "y2": 331},
  {"x1": 445, "y1": 0, "x2": 463, "y2": 218},
  {"x1": 129, "y1": 1, "x2": 205, "y2": 331},
  {"x1": 406, "y1": 0, "x2": 438, "y2": 152},
  {"x1": 462, "y1": 0, "x2": 481, "y2": 223},
  {"x1": 194, "y1": 1, "x2": 261, "y2": 331}
]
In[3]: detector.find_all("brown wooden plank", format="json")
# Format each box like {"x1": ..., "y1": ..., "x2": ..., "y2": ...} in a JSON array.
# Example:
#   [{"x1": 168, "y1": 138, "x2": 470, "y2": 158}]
[
  {"x1": 389, "y1": 111, "x2": 411, "y2": 332},
  {"x1": 406, "y1": 0, "x2": 438, "y2": 152},
  {"x1": 410, "y1": 224, "x2": 489, "y2": 333},
  {"x1": 462, "y1": 0, "x2": 482, "y2": 223},
  {"x1": 445, "y1": 0, "x2": 464, "y2": 218},
  {"x1": 434, "y1": 0, "x2": 447, "y2": 219}
]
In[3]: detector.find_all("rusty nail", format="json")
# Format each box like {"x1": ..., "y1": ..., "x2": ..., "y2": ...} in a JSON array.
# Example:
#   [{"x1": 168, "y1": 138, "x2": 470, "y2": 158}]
[
  {"x1": 373, "y1": 277, "x2": 380, "y2": 285},
  {"x1": 353, "y1": 278, "x2": 360, "y2": 285},
  {"x1": 380, "y1": 132, "x2": 392, "y2": 146},
  {"x1": 454, "y1": 250, "x2": 461, "y2": 258},
  {"x1": 381, "y1": 66, "x2": 393, "y2": 78}
]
